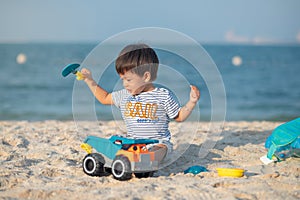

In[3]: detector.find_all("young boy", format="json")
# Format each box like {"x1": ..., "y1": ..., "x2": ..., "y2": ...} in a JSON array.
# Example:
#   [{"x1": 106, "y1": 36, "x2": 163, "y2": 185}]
[{"x1": 81, "y1": 43, "x2": 200, "y2": 161}]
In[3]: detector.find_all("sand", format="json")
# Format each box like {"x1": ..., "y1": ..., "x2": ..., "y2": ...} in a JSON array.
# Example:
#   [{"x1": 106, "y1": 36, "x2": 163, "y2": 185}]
[{"x1": 0, "y1": 120, "x2": 299, "y2": 200}]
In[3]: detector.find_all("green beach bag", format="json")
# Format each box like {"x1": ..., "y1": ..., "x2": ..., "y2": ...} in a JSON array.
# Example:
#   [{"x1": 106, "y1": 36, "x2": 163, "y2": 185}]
[{"x1": 265, "y1": 117, "x2": 300, "y2": 160}]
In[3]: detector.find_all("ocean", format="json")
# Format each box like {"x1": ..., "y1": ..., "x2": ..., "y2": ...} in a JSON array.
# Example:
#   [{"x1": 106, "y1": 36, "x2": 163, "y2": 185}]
[{"x1": 0, "y1": 43, "x2": 299, "y2": 121}]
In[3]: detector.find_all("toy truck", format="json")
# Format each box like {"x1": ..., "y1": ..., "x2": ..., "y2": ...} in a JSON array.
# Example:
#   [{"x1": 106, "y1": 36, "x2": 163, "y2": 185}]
[{"x1": 80, "y1": 135, "x2": 160, "y2": 180}]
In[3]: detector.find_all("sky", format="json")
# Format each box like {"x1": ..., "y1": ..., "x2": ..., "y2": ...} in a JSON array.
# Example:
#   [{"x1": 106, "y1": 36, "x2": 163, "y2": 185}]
[{"x1": 0, "y1": 0, "x2": 300, "y2": 44}]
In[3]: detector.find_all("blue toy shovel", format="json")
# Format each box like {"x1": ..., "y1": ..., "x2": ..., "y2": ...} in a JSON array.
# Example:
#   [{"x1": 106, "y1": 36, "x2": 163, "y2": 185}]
[{"x1": 62, "y1": 63, "x2": 84, "y2": 80}]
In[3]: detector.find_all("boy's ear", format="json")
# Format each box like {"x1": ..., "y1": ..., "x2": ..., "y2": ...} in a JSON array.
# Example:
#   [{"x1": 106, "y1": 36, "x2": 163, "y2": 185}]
[{"x1": 143, "y1": 72, "x2": 151, "y2": 82}]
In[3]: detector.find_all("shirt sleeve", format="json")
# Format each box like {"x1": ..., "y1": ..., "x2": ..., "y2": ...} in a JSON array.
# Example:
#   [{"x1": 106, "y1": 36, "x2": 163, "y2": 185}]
[
  {"x1": 163, "y1": 89, "x2": 181, "y2": 119},
  {"x1": 112, "y1": 89, "x2": 129, "y2": 109}
]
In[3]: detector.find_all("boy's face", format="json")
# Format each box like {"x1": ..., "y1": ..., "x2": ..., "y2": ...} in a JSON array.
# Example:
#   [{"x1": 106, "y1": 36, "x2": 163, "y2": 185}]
[{"x1": 120, "y1": 70, "x2": 150, "y2": 96}]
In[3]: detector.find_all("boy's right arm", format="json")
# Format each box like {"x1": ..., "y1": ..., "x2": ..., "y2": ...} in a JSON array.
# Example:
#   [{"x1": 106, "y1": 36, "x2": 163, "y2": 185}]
[{"x1": 81, "y1": 68, "x2": 113, "y2": 105}]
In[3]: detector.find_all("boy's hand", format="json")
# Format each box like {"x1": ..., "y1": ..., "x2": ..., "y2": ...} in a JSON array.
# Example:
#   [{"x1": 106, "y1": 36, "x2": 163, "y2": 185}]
[
  {"x1": 175, "y1": 85, "x2": 200, "y2": 122},
  {"x1": 190, "y1": 85, "x2": 200, "y2": 103},
  {"x1": 80, "y1": 68, "x2": 93, "y2": 82}
]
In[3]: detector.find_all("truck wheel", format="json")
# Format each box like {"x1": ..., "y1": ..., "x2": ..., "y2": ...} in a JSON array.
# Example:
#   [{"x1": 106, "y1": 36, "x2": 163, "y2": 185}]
[
  {"x1": 82, "y1": 153, "x2": 105, "y2": 176},
  {"x1": 111, "y1": 155, "x2": 132, "y2": 181},
  {"x1": 134, "y1": 171, "x2": 155, "y2": 178}
]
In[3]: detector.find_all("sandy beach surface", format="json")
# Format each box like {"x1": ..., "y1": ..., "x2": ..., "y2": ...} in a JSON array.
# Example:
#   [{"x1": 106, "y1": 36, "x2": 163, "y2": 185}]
[{"x1": 0, "y1": 120, "x2": 299, "y2": 200}]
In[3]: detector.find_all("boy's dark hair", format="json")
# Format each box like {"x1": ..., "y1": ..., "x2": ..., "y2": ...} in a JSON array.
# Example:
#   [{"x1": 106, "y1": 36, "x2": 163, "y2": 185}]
[{"x1": 116, "y1": 43, "x2": 159, "y2": 81}]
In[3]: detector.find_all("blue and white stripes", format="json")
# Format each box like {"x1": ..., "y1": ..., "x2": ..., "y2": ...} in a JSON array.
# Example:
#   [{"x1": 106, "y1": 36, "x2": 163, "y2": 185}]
[{"x1": 112, "y1": 88, "x2": 181, "y2": 140}]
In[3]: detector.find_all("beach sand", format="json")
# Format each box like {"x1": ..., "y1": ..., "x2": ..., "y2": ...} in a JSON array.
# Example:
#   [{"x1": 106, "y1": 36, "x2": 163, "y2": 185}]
[{"x1": 0, "y1": 120, "x2": 299, "y2": 200}]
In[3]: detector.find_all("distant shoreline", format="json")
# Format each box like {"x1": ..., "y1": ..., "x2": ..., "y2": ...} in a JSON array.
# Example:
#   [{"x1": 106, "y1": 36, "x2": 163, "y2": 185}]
[{"x1": 1, "y1": 41, "x2": 300, "y2": 47}]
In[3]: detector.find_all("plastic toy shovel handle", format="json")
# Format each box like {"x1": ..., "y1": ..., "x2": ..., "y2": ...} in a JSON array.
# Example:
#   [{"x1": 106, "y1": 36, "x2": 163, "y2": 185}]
[{"x1": 76, "y1": 71, "x2": 84, "y2": 80}]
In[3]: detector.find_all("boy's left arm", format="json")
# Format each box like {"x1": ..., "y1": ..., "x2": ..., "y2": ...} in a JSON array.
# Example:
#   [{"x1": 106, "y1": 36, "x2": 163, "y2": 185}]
[{"x1": 175, "y1": 85, "x2": 200, "y2": 122}]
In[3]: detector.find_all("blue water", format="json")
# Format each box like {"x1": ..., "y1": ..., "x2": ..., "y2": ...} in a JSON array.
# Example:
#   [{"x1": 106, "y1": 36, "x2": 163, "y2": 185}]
[{"x1": 0, "y1": 43, "x2": 299, "y2": 121}]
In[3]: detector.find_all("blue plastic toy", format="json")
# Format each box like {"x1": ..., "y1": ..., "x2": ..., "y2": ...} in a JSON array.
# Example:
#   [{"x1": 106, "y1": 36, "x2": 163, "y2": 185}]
[
  {"x1": 61, "y1": 63, "x2": 84, "y2": 80},
  {"x1": 265, "y1": 117, "x2": 300, "y2": 161},
  {"x1": 80, "y1": 135, "x2": 161, "y2": 181},
  {"x1": 184, "y1": 165, "x2": 208, "y2": 175}
]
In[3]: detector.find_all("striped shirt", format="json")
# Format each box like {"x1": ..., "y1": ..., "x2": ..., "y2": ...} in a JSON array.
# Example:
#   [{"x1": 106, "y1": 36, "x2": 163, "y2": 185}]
[{"x1": 112, "y1": 87, "x2": 181, "y2": 141}]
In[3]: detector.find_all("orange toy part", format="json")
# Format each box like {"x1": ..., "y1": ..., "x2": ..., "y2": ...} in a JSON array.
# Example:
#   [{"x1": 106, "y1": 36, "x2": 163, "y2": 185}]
[
  {"x1": 116, "y1": 144, "x2": 156, "y2": 162},
  {"x1": 128, "y1": 144, "x2": 148, "y2": 153}
]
